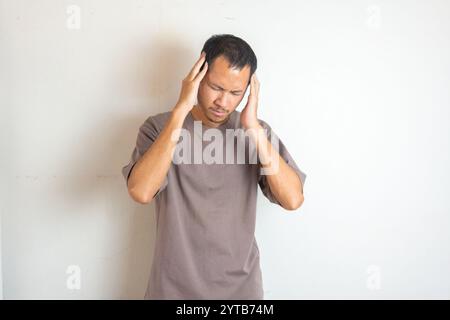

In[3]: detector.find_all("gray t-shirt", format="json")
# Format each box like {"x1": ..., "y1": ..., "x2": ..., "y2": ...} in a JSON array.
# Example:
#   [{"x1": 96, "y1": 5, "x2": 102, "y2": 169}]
[{"x1": 121, "y1": 109, "x2": 306, "y2": 299}]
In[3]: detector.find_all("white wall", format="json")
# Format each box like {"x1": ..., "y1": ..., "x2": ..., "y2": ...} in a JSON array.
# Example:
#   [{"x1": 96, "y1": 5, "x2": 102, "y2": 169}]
[{"x1": 1, "y1": 0, "x2": 450, "y2": 299}]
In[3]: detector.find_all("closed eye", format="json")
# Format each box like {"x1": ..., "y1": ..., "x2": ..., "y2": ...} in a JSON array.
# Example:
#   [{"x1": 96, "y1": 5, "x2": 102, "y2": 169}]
[{"x1": 210, "y1": 83, "x2": 241, "y2": 95}]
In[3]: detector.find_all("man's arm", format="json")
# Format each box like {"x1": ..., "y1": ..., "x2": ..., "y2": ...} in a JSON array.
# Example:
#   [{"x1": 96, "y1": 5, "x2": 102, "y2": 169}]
[
  {"x1": 248, "y1": 124, "x2": 304, "y2": 211},
  {"x1": 241, "y1": 74, "x2": 304, "y2": 211},
  {"x1": 127, "y1": 51, "x2": 208, "y2": 204},
  {"x1": 127, "y1": 107, "x2": 187, "y2": 204}
]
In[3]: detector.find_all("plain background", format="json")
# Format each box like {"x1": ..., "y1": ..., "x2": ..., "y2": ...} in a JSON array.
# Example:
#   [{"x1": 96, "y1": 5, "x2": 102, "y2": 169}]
[{"x1": 1, "y1": 0, "x2": 450, "y2": 299}]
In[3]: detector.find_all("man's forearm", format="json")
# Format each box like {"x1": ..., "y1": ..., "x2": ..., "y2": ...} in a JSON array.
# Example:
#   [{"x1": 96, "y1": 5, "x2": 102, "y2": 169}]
[
  {"x1": 248, "y1": 124, "x2": 304, "y2": 210},
  {"x1": 127, "y1": 106, "x2": 188, "y2": 203}
]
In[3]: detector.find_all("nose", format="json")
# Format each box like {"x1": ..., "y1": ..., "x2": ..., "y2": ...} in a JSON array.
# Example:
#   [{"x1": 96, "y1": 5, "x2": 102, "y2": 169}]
[{"x1": 215, "y1": 92, "x2": 228, "y2": 110}]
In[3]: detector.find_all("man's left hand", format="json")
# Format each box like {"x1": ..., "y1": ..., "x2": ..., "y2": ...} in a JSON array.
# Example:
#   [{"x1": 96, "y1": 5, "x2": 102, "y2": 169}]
[{"x1": 240, "y1": 73, "x2": 261, "y2": 130}]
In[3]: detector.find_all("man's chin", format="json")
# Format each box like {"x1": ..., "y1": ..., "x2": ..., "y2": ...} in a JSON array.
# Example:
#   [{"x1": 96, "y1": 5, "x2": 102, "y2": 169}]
[{"x1": 208, "y1": 113, "x2": 228, "y2": 123}]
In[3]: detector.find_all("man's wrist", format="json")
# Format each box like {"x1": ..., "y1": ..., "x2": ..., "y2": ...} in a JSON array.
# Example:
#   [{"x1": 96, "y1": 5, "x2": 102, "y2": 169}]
[
  {"x1": 172, "y1": 104, "x2": 190, "y2": 119},
  {"x1": 244, "y1": 121, "x2": 263, "y2": 131}
]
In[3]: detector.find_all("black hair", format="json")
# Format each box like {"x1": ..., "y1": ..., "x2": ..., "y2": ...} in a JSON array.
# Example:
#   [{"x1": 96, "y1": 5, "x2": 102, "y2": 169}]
[{"x1": 200, "y1": 34, "x2": 257, "y2": 82}]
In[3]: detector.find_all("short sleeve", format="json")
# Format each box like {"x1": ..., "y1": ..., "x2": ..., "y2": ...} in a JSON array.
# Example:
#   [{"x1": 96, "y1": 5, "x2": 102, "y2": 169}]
[
  {"x1": 257, "y1": 120, "x2": 307, "y2": 206},
  {"x1": 121, "y1": 115, "x2": 168, "y2": 199}
]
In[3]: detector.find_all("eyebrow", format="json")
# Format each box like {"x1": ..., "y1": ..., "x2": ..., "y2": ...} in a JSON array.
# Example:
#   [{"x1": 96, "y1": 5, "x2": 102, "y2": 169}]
[{"x1": 209, "y1": 81, "x2": 244, "y2": 93}]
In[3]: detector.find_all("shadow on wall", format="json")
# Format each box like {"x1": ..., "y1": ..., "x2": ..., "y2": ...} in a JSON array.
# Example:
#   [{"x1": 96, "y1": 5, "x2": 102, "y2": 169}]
[{"x1": 46, "y1": 33, "x2": 196, "y2": 299}]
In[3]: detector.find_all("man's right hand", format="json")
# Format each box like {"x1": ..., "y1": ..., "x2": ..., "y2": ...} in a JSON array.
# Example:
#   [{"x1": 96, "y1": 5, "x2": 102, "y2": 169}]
[{"x1": 174, "y1": 51, "x2": 208, "y2": 114}]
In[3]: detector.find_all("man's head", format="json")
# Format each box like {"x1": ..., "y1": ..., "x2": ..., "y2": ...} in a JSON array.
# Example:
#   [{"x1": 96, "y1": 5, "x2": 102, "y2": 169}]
[{"x1": 196, "y1": 34, "x2": 257, "y2": 124}]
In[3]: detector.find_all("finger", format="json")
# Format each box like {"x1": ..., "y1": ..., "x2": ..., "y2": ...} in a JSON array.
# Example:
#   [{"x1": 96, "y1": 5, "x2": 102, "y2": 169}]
[
  {"x1": 246, "y1": 77, "x2": 255, "y2": 106},
  {"x1": 194, "y1": 61, "x2": 208, "y2": 83},
  {"x1": 248, "y1": 75, "x2": 260, "y2": 104},
  {"x1": 249, "y1": 74, "x2": 256, "y2": 97},
  {"x1": 187, "y1": 53, "x2": 206, "y2": 80},
  {"x1": 250, "y1": 74, "x2": 259, "y2": 97},
  {"x1": 253, "y1": 74, "x2": 260, "y2": 97},
  {"x1": 187, "y1": 52, "x2": 206, "y2": 81}
]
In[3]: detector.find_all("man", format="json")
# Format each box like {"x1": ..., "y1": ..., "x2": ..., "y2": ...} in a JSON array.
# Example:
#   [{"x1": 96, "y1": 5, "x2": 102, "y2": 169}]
[{"x1": 122, "y1": 34, "x2": 306, "y2": 299}]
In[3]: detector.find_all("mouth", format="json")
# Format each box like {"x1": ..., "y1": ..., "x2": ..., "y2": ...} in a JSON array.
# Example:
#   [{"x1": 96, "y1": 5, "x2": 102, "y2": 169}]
[{"x1": 210, "y1": 108, "x2": 227, "y2": 117}]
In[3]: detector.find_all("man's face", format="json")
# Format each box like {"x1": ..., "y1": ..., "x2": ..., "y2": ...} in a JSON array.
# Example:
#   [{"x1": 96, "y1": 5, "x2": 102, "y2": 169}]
[{"x1": 197, "y1": 55, "x2": 251, "y2": 123}]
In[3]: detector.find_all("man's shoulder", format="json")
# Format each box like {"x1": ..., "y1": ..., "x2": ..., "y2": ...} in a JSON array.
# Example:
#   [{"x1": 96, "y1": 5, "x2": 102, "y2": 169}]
[
  {"x1": 257, "y1": 117, "x2": 271, "y2": 130},
  {"x1": 142, "y1": 110, "x2": 173, "y2": 131}
]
